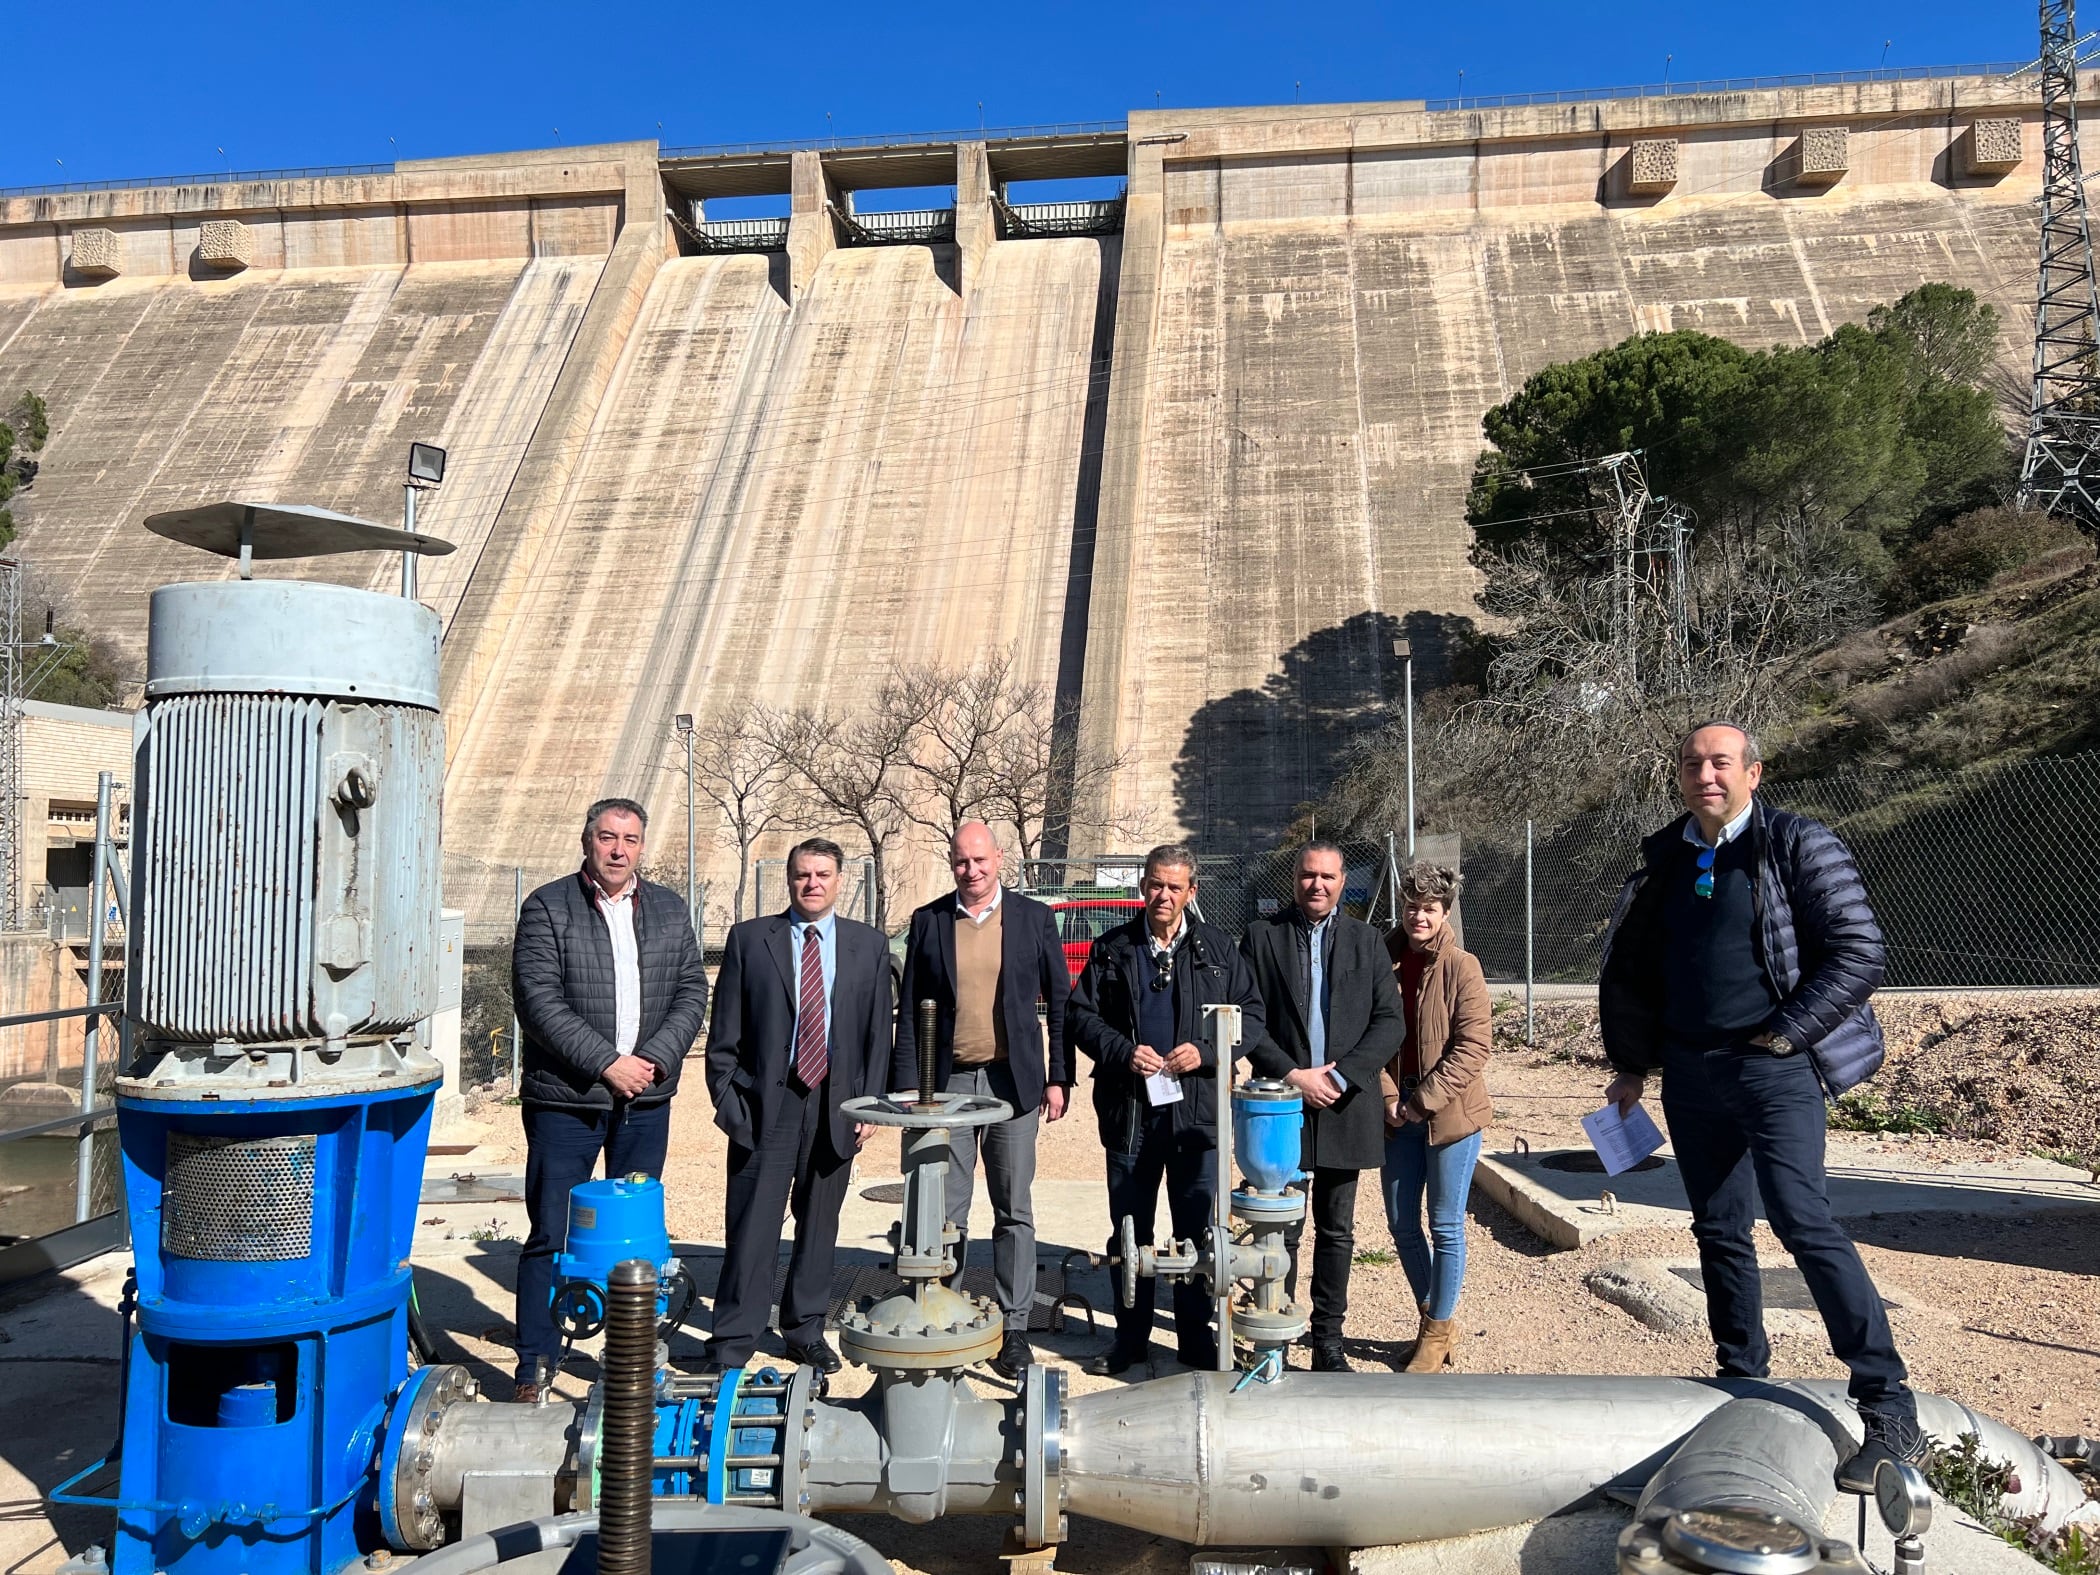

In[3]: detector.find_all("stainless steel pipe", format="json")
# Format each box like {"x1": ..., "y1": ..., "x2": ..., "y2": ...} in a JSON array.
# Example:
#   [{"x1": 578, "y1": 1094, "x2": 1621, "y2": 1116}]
[
  {"x1": 401, "y1": 1366, "x2": 2099, "y2": 1555},
  {"x1": 1061, "y1": 1372, "x2": 1729, "y2": 1545},
  {"x1": 1056, "y1": 1372, "x2": 2100, "y2": 1547}
]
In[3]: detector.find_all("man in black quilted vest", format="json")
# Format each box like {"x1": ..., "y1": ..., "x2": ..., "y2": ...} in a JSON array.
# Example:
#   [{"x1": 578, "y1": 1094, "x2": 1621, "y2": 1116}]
[
  {"x1": 1600, "y1": 722, "x2": 1920, "y2": 1494},
  {"x1": 509, "y1": 797, "x2": 710, "y2": 1401}
]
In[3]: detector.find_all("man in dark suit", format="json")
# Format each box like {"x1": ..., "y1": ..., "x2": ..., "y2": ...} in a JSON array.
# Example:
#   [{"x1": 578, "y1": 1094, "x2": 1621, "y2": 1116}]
[
  {"x1": 703, "y1": 837, "x2": 894, "y2": 1373},
  {"x1": 1240, "y1": 839, "x2": 1406, "y2": 1371},
  {"x1": 891, "y1": 821, "x2": 1072, "y2": 1379},
  {"x1": 1068, "y1": 844, "x2": 1265, "y2": 1375},
  {"x1": 510, "y1": 797, "x2": 710, "y2": 1402}
]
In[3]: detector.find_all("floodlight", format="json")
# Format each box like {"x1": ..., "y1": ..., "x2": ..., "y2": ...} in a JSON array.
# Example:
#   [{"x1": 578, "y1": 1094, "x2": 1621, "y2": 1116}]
[
  {"x1": 407, "y1": 442, "x2": 447, "y2": 485},
  {"x1": 674, "y1": 713, "x2": 694, "y2": 734}
]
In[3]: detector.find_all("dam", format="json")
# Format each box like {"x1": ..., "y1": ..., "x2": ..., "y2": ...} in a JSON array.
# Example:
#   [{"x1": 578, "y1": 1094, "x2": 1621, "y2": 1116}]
[{"x1": 0, "y1": 69, "x2": 2067, "y2": 930}]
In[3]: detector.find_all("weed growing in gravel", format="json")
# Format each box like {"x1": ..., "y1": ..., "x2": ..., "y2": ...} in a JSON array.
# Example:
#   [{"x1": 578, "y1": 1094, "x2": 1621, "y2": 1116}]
[
  {"x1": 1353, "y1": 1248, "x2": 1397, "y2": 1266},
  {"x1": 1827, "y1": 1091, "x2": 1947, "y2": 1135},
  {"x1": 1925, "y1": 1433, "x2": 2099, "y2": 1575}
]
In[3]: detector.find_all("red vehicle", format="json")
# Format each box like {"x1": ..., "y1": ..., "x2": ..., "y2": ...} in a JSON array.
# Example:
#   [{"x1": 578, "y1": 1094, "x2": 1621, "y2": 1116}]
[{"x1": 1048, "y1": 898, "x2": 1144, "y2": 986}]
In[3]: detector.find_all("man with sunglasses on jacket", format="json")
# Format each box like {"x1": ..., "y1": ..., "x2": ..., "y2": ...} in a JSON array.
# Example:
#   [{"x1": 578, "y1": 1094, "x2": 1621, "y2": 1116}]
[
  {"x1": 1599, "y1": 721, "x2": 1920, "y2": 1496},
  {"x1": 1067, "y1": 844, "x2": 1264, "y2": 1376}
]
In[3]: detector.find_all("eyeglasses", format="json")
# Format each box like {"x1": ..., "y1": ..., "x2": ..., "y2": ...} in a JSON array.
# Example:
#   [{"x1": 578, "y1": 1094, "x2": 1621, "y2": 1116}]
[
  {"x1": 1150, "y1": 954, "x2": 1174, "y2": 992},
  {"x1": 1694, "y1": 843, "x2": 1717, "y2": 899}
]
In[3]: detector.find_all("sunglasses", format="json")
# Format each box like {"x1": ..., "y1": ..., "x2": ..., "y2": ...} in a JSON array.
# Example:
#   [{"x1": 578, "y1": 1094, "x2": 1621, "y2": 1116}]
[{"x1": 1694, "y1": 843, "x2": 1717, "y2": 899}]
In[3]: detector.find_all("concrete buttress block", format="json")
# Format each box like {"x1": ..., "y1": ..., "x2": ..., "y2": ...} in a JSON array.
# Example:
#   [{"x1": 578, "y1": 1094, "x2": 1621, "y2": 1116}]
[
  {"x1": 1965, "y1": 118, "x2": 2024, "y2": 176},
  {"x1": 785, "y1": 149, "x2": 837, "y2": 302},
  {"x1": 197, "y1": 219, "x2": 253, "y2": 270},
  {"x1": 1794, "y1": 126, "x2": 1848, "y2": 186},
  {"x1": 954, "y1": 141, "x2": 994, "y2": 299},
  {"x1": 1628, "y1": 139, "x2": 1679, "y2": 195},
  {"x1": 68, "y1": 227, "x2": 121, "y2": 278}
]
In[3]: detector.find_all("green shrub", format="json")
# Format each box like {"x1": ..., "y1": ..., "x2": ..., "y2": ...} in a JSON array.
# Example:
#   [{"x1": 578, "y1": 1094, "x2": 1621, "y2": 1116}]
[
  {"x1": 1894, "y1": 506, "x2": 2084, "y2": 606},
  {"x1": 1827, "y1": 1091, "x2": 1946, "y2": 1135}
]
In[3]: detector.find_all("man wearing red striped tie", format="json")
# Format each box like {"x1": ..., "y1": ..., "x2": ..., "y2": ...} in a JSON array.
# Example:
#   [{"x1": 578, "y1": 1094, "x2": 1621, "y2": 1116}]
[{"x1": 703, "y1": 838, "x2": 895, "y2": 1373}]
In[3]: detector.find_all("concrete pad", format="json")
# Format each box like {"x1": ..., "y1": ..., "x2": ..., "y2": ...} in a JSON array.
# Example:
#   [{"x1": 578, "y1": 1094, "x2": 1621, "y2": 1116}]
[
  {"x1": 1351, "y1": 1510, "x2": 1623, "y2": 1572},
  {"x1": 1476, "y1": 1144, "x2": 2100, "y2": 1251}
]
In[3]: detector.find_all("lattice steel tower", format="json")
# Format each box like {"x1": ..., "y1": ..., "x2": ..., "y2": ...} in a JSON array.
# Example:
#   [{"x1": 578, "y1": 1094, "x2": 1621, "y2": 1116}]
[{"x1": 2019, "y1": 0, "x2": 2100, "y2": 531}]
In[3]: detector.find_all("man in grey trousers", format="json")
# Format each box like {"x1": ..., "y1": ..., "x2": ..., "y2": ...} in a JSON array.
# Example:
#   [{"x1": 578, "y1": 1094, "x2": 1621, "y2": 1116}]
[{"x1": 892, "y1": 821, "x2": 1073, "y2": 1378}]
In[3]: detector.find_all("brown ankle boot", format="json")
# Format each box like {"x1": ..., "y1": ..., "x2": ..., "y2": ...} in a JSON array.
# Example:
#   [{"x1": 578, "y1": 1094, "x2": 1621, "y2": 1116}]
[
  {"x1": 1405, "y1": 1316, "x2": 1460, "y2": 1373},
  {"x1": 1400, "y1": 1301, "x2": 1430, "y2": 1364}
]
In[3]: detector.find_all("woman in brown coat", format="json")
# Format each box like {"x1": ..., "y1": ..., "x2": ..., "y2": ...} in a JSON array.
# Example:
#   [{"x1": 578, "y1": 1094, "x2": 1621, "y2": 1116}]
[{"x1": 1380, "y1": 861, "x2": 1493, "y2": 1371}]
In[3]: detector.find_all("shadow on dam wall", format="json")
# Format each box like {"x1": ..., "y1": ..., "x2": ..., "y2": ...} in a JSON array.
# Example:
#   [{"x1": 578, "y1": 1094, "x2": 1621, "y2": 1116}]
[{"x1": 1172, "y1": 608, "x2": 1478, "y2": 851}]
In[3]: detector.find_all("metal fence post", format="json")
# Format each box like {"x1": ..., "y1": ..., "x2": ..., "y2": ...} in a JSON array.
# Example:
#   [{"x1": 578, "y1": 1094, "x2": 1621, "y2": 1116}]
[
  {"x1": 76, "y1": 771, "x2": 112, "y2": 1222},
  {"x1": 1524, "y1": 818, "x2": 1535, "y2": 1047},
  {"x1": 510, "y1": 865, "x2": 524, "y2": 1092},
  {"x1": 695, "y1": 881, "x2": 707, "y2": 960}
]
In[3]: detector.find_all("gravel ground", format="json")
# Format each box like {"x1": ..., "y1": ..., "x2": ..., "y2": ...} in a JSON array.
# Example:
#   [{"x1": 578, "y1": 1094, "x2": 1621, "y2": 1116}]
[{"x1": 440, "y1": 1000, "x2": 2100, "y2": 1571}]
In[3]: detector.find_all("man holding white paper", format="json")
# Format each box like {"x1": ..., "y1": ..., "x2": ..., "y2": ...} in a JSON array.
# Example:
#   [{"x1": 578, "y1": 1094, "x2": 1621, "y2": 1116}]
[
  {"x1": 1598, "y1": 721, "x2": 1919, "y2": 1495},
  {"x1": 1068, "y1": 844, "x2": 1265, "y2": 1376}
]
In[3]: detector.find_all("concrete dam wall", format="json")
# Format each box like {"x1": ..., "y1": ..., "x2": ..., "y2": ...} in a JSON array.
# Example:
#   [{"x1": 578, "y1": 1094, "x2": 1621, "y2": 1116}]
[{"x1": 0, "y1": 76, "x2": 2070, "y2": 930}]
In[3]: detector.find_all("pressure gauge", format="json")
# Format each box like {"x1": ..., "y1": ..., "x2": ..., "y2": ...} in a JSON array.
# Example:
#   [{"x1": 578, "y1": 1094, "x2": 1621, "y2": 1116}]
[{"x1": 1875, "y1": 1457, "x2": 1934, "y2": 1538}]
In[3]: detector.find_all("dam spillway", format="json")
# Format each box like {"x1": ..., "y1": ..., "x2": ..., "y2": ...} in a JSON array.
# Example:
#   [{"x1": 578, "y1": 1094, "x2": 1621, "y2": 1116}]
[{"x1": 0, "y1": 74, "x2": 2070, "y2": 924}]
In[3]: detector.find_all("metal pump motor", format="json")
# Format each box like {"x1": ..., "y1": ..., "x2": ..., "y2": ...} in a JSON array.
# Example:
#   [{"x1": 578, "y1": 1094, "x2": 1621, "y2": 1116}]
[{"x1": 52, "y1": 503, "x2": 457, "y2": 1575}]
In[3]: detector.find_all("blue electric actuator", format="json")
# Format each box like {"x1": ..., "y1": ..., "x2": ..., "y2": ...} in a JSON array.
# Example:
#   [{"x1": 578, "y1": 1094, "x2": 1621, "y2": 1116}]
[{"x1": 549, "y1": 1174, "x2": 692, "y2": 1342}]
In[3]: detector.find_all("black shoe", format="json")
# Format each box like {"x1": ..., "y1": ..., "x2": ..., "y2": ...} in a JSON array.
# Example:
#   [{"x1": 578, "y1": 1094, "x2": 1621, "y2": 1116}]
[
  {"x1": 784, "y1": 1338, "x2": 842, "y2": 1375},
  {"x1": 1310, "y1": 1341, "x2": 1350, "y2": 1373},
  {"x1": 1085, "y1": 1340, "x2": 1148, "y2": 1377},
  {"x1": 990, "y1": 1332, "x2": 1032, "y2": 1380},
  {"x1": 1836, "y1": 1406, "x2": 1927, "y2": 1494}
]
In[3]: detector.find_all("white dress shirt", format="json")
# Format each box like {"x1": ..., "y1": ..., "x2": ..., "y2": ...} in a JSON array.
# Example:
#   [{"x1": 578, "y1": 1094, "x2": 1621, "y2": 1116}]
[{"x1": 594, "y1": 878, "x2": 642, "y2": 1057}]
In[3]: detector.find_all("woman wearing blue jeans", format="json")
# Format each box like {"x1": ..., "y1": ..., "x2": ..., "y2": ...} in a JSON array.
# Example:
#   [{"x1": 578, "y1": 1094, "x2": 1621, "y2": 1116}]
[{"x1": 1380, "y1": 862, "x2": 1494, "y2": 1371}]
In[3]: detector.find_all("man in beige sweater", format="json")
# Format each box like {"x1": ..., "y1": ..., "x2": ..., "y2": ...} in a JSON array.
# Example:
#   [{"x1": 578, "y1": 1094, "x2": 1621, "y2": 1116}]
[{"x1": 892, "y1": 822, "x2": 1073, "y2": 1378}]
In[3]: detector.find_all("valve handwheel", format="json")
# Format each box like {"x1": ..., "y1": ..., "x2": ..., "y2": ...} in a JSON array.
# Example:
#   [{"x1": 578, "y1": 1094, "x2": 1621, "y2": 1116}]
[
  {"x1": 1116, "y1": 1215, "x2": 1141, "y2": 1310},
  {"x1": 551, "y1": 1280, "x2": 608, "y2": 1340}
]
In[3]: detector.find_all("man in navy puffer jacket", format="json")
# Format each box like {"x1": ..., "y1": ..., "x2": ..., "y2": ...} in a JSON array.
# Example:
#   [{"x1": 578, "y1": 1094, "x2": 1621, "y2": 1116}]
[{"x1": 1600, "y1": 722, "x2": 1920, "y2": 1494}]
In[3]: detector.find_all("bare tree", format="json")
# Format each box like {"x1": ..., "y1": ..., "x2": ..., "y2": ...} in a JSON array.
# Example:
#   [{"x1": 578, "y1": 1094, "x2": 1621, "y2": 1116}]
[
  {"x1": 1323, "y1": 520, "x2": 1875, "y2": 837},
  {"x1": 894, "y1": 648, "x2": 1032, "y2": 838},
  {"x1": 689, "y1": 703, "x2": 799, "y2": 923},
  {"x1": 775, "y1": 675, "x2": 934, "y2": 932},
  {"x1": 981, "y1": 691, "x2": 1152, "y2": 864}
]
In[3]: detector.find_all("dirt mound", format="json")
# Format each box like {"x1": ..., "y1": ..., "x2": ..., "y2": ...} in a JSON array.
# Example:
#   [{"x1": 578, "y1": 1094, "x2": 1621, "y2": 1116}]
[
  {"x1": 1872, "y1": 992, "x2": 2100, "y2": 1165},
  {"x1": 1494, "y1": 989, "x2": 2100, "y2": 1164}
]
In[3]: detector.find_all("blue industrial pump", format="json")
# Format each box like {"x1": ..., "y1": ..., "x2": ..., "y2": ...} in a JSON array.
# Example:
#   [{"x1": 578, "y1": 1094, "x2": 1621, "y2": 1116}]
[{"x1": 53, "y1": 505, "x2": 454, "y2": 1575}]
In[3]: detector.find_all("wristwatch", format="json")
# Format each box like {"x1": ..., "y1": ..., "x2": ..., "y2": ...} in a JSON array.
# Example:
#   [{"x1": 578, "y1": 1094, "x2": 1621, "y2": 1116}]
[{"x1": 1763, "y1": 1033, "x2": 1798, "y2": 1058}]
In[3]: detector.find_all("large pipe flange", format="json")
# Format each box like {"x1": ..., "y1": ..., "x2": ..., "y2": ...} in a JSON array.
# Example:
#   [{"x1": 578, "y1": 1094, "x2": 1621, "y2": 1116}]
[
  {"x1": 1615, "y1": 1507, "x2": 1865, "y2": 1574},
  {"x1": 1231, "y1": 1301, "x2": 1311, "y2": 1352},
  {"x1": 379, "y1": 1363, "x2": 476, "y2": 1550},
  {"x1": 1229, "y1": 1188, "x2": 1305, "y2": 1225},
  {"x1": 1021, "y1": 1364, "x2": 1067, "y2": 1549},
  {"x1": 839, "y1": 1284, "x2": 1003, "y2": 1372}
]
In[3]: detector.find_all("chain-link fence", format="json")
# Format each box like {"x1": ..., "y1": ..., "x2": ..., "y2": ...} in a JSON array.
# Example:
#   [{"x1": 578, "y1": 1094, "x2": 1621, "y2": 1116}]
[
  {"x1": 1461, "y1": 750, "x2": 2100, "y2": 988},
  {"x1": 748, "y1": 857, "x2": 878, "y2": 930}
]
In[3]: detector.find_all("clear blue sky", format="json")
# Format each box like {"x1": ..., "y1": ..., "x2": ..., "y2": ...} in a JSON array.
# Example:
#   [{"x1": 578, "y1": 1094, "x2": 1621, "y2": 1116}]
[{"x1": 2, "y1": 0, "x2": 2036, "y2": 191}]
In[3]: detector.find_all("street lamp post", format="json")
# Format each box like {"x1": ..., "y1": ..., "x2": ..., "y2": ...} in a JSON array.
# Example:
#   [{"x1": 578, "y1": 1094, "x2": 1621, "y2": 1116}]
[
  {"x1": 404, "y1": 442, "x2": 446, "y2": 599},
  {"x1": 674, "y1": 713, "x2": 696, "y2": 928},
  {"x1": 1393, "y1": 637, "x2": 1415, "y2": 858}
]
